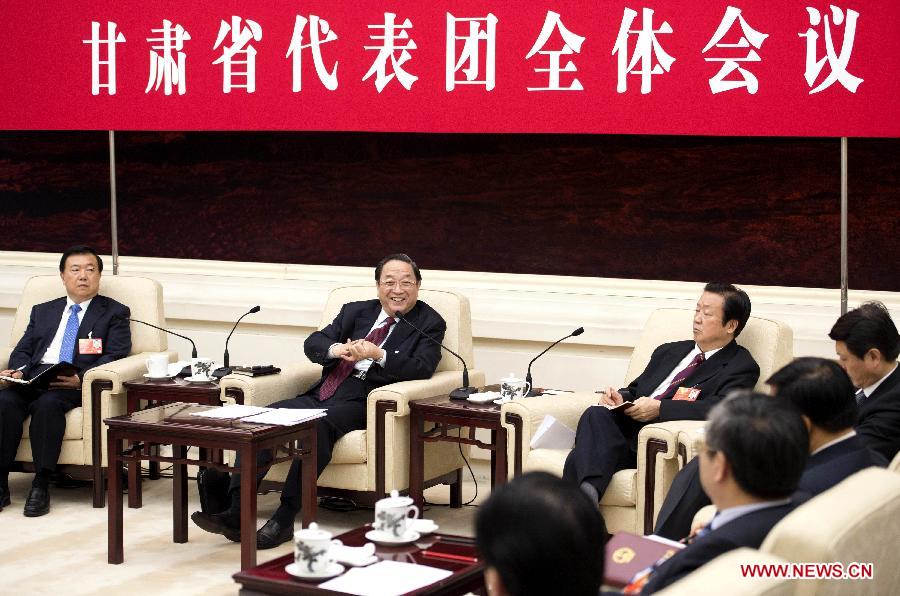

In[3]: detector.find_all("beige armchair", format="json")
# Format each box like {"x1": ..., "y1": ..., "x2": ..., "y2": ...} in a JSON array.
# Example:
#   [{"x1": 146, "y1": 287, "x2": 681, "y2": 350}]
[
  {"x1": 219, "y1": 286, "x2": 484, "y2": 506},
  {"x1": 501, "y1": 309, "x2": 793, "y2": 534},
  {"x1": 0, "y1": 275, "x2": 173, "y2": 507},
  {"x1": 760, "y1": 467, "x2": 900, "y2": 595},
  {"x1": 653, "y1": 548, "x2": 795, "y2": 596}
]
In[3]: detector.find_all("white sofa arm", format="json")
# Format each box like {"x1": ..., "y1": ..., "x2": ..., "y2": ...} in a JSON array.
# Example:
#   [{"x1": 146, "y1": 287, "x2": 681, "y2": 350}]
[
  {"x1": 500, "y1": 392, "x2": 596, "y2": 456},
  {"x1": 367, "y1": 369, "x2": 487, "y2": 418},
  {"x1": 0, "y1": 346, "x2": 11, "y2": 369},
  {"x1": 636, "y1": 421, "x2": 697, "y2": 534},
  {"x1": 83, "y1": 351, "x2": 178, "y2": 394},
  {"x1": 218, "y1": 361, "x2": 323, "y2": 407},
  {"x1": 675, "y1": 422, "x2": 708, "y2": 464}
]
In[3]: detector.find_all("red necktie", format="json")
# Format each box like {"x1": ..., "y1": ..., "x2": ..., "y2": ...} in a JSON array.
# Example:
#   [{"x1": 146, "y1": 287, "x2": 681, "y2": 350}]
[
  {"x1": 655, "y1": 352, "x2": 705, "y2": 400},
  {"x1": 318, "y1": 317, "x2": 396, "y2": 401}
]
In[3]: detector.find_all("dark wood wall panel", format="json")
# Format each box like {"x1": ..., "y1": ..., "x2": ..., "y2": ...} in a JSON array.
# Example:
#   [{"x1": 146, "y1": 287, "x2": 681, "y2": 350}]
[{"x1": 1, "y1": 131, "x2": 897, "y2": 291}]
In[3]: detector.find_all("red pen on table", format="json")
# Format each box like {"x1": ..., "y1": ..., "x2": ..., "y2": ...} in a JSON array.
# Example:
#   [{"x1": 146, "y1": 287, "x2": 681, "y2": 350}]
[{"x1": 421, "y1": 549, "x2": 479, "y2": 563}]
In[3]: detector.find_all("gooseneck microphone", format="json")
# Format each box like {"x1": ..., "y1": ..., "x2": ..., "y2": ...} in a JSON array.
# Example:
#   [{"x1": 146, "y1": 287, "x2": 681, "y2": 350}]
[
  {"x1": 213, "y1": 305, "x2": 261, "y2": 379},
  {"x1": 394, "y1": 310, "x2": 478, "y2": 400},
  {"x1": 119, "y1": 315, "x2": 198, "y2": 358},
  {"x1": 525, "y1": 326, "x2": 584, "y2": 396}
]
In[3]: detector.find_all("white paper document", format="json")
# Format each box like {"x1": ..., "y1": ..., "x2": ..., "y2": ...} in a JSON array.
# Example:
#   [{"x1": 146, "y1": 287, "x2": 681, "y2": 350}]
[
  {"x1": 240, "y1": 408, "x2": 327, "y2": 426},
  {"x1": 189, "y1": 405, "x2": 270, "y2": 419},
  {"x1": 319, "y1": 560, "x2": 453, "y2": 595},
  {"x1": 529, "y1": 415, "x2": 576, "y2": 450}
]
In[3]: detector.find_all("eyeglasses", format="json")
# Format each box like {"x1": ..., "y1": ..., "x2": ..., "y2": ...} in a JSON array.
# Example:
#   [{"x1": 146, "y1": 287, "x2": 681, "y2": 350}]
[{"x1": 379, "y1": 280, "x2": 417, "y2": 289}]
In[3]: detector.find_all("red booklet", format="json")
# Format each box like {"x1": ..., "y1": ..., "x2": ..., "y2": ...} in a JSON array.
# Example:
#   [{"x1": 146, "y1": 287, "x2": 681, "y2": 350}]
[{"x1": 603, "y1": 532, "x2": 684, "y2": 588}]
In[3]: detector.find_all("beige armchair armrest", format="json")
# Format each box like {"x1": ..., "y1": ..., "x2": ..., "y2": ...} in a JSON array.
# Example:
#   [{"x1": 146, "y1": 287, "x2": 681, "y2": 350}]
[
  {"x1": 500, "y1": 391, "x2": 597, "y2": 454},
  {"x1": 0, "y1": 346, "x2": 11, "y2": 368},
  {"x1": 83, "y1": 351, "x2": 178, "y2": 395},
  {"x1": 675, "y1": 422, "x2": 708, "y2": 464},
  {"x1": 636, "y1": 421, "x2": 687, "y2": 534},
  {"x1": 219, "y1": 361, "x2": 323, "y2": 407}
]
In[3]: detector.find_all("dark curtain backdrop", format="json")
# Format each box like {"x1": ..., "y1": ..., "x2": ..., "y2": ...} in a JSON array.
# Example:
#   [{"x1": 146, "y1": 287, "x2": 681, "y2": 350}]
[{"x1": 0, "y1": 131, "x2": 897, "y2": 291}]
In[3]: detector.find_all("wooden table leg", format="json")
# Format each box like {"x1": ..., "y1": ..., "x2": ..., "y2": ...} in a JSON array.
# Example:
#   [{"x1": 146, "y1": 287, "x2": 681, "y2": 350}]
[
  {"x1": 240, "y1": 446, "x2": 258, "y2": 570},
  {"x1": 300, "y1": 431, "x2": 317, "y2": 528},
  {"x1": 450, "y1": 468, "x2": 463, "y2": 508},
  {"x1": 107, "y1": 431, "x2": 124, "y2": 564},
  {"x1": 408, "y1": 408, "x2": 425, "y2": 516},
  {"x1": 493, "y1": 427, "x2": 508, "y2": 488},
  {"x1": 128, "y1": 444, "x2": 143, "y2": 509},
  {"x1": 173, "y1": 444, "x2": 188, "y2": 543}
]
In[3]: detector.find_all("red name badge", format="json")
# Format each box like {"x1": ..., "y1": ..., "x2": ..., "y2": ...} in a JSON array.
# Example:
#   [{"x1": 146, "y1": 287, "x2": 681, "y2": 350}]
[
  {"x1": 673, "y1": 387, "x2": 701, "y2": 401},
  {"x1": 79, "y1": 338, "x2": 103, "y2": 354}
]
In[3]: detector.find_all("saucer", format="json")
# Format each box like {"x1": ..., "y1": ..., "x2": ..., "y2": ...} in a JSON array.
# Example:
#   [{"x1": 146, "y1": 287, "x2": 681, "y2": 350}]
[
  {"x1": 412, "y1": 519, "x2": 439, "y2": 535},
  {"x1": 493, "y1": 398, "x2": 514, "y2": 405},
  {"x1": 285, "y1": 561, "x2": 345, "y2": 580},
  {"x1": 184, "y1": 375, "x2": 215, "y2": 383},
  {"x1": 365, "y1": 529, "x2": 421, "y2": 546},
  {"x1": 143, "y1": 373, "x2": 175, "y2": 380}
]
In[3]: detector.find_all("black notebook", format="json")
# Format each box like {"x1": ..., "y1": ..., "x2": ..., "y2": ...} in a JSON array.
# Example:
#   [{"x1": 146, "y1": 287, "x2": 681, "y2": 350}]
[{"x1": 0, "y1": 362, "x2": 79, "y2": 390}]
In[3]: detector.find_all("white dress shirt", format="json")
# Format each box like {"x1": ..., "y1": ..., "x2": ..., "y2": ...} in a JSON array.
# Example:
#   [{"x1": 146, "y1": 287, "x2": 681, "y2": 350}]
[{"x1": 41, "y1": 297, "x2": 92, "y2": 364}]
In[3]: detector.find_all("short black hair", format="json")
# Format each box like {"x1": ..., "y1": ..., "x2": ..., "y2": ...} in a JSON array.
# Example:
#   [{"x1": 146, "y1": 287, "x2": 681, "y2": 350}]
[
  {"x1": 59, "y1": 245, "x2": 103, "y2": 273},
  {"x1": 705, "y1": 392, "x2": 808, "y2": 499},
  {"x1": 828, "y1": 301, "x2": 899, "y2": 361},
  {"x1": 475, "y1": 472, "x2": 607, "y2": 596},
  {"x1": 374, "y1": 253, "x2": 421, "y2": 282},
  {"x1": 704, "y1": 282, "x2": 751, "y2": 337},
  {"x1": 767, "y1": 358, "x2": 857, "y2": 433}
]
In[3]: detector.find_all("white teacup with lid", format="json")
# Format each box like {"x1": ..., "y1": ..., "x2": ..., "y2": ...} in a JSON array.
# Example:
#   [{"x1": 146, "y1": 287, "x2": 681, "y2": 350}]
[
  {"x1": 293, "y1": 522, "x2": 339, "y2": 575},
  {"x1": 499, "y1": 373, "x2": 530, "y2": 401},
  {"x1": 373, "y1": 490, "x2": 420, "y2": 538}
]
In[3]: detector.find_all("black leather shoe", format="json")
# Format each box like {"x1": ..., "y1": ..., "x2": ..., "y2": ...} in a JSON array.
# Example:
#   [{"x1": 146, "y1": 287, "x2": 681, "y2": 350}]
[
  {"x1": 256, "y1": 519, "x2": 293, "y2": 550},
  {"x1": 191, "y1": 510, "x2": 241, "y2": 542},
  {"x1": 0, "y1": 486, "x2": 10, "y2": 509},
  {"x1": 24, "y1": 486, "x2": 50, "y2": 517}
]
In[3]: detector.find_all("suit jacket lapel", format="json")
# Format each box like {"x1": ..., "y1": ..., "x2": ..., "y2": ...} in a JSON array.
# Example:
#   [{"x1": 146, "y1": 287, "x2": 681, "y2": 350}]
[
  {"x1": 351, "y1": 302, "x2": 382, "y2": 340},
  {"x1": 861, "y1": 366, "x2": 900, "y2": 413},
  {"x1": 383, "y1": 302, "x2": 419, "y2": 350},
  {"x1": 78, "y1": 295, "x2": 106, "y2": 339},
  {"x1": 688, "y1": 340, "x2": 739, "y2": 388},
  {"x1": 647, "y1": 341, "x2": 694, "y2": 390}
]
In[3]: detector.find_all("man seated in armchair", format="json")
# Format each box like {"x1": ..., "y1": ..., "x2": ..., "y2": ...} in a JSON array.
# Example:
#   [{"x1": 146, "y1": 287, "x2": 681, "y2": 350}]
[
  {"x1": 563, "y1": 283, "x2": 759, "y2": 503},
  {"x1": 192, "y1": 253, "x2": 446, "y2": 549},
  {"x1": 0, "y1": 245, "x2": 131, "y2": 517}
]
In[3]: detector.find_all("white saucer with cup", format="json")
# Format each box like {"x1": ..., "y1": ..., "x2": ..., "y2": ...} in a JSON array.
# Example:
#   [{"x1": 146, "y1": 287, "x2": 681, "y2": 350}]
[
  {"x1": 497, "y1": 373, "x2": 531, "y2": 403},
  {"x1": 144, "y1": 353, "x2": 170, "y2": 378},
  {"x1": 369, "y1": 490, "x2": 420, "y2": 542},
  {"x1": 288, "y1": 522, "x2": 345, "y2": 579},
  {"x1": 187, "y1": 357, "x2": 216, "y2": 382}
]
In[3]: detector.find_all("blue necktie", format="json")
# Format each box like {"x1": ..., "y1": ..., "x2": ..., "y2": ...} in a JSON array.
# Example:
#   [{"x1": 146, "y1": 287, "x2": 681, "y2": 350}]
[{"x1": 59, "y1": 304, "x2": 82, "y2": 363}]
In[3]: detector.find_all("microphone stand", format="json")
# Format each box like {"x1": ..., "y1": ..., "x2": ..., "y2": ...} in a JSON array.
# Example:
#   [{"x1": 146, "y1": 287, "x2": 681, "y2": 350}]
[
  {"x1": 395, "y1": 311, "x2": 478, "y2": 400},
  {"x1": 121, "y1": 315, "x2": 198, "y2": 358},
  {"x1": 525, "y1": 327, "x2": 584, "y2": 396},
  {"x1": 213, "y1": 305, "x2": 261, "y2": 379}
]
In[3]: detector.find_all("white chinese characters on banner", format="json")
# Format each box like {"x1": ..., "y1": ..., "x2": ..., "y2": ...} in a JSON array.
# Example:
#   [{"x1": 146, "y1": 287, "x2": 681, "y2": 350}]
[
  {"x1": 446, "y1": 13, "x2": 498, "y2": 91},
  {"x1": 286, "y1": 15, "x2": 339, "y2": 91},
  {"x1": 212, "y1": 16, "x2": 263, "y2": 94},
  {"x1": 146, "y1": 20, "x2": 191, "y2": 95},
  {"x1": 799, "y1": 5, "x2": 863, "y2": 94},
  {"x1": 613, "y1": 7, "x2": 675, "y2": 94},
  {"x1": 525, "y1": 11, "x2": 586, "y2": 91},
  {"x1": 82, "y1": 22, "x2": 126, "y2": 96},
  {"x1": 702, "y1": 7, "x2": 768, "y2": 94},
  {"x1": 363, "y1": 13, "x2": 418, "y2": 92}
]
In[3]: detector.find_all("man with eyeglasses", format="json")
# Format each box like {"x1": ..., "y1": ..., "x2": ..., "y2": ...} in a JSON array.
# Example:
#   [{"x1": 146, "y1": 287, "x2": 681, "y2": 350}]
[
  {"x1": 192, "y1": 253, "x2": 446, "y2": 549},
  {"x1": 0, "y1": 245, "x2": 131, "y2": 517}
]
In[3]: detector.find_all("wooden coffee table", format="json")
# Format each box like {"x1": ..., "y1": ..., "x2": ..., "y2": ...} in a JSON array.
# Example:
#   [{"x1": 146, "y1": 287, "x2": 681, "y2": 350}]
[
  {"x1": 408, "y1": 392, "x2": 525, "y2": 513},
  {"x1": 106, "y1": 402, "x2": 318, "y2": 570},
  {"x1": 232, "y1": 526, "x2": 484, "y2": 595}
]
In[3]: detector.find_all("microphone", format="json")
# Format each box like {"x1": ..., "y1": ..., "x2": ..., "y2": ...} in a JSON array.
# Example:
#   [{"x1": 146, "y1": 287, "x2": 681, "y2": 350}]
[
  {"x1": 119, "y1": 315, "x2": 198, "y2": 358},
  {"x1": 394, "y1": 310, "x2": 478, "y2": 400},
  {"x1": 525, "y1": 327, "x2": 584, "y2": 396},
  {"x1": 213, "y1": 305, "x2": 261, "y2": 379}
]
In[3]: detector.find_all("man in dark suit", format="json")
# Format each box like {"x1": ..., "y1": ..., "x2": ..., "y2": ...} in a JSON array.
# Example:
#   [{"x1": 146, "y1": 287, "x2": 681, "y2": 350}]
[
  {"x1": 829, "y1": 301, "x2": 900, "y2": 462},
  {"x1": 192, "y1": 253, "x2": 446, "y2": 548},
  {"x1": 640, "y1": 392, "x2": 807, "y2": 594},
  {"x1": 0, "y1": 245, "x2": 131, "y2": 517},
  {"x1": 563, "y1": 283, "x2": 759, "y2": 502},
  {"x1": 654, "y1": 303, "x2": 900, "y2": 539}
]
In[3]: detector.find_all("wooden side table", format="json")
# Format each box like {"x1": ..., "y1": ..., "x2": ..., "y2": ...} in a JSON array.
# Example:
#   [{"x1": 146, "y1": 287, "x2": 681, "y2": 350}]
[
  {"x1": 106, "y1": 403, "x2": 318, "y2": 570},
  {"x1": 409, "y1": 393, "x2": 524, "y2": 514},
  {"x1": 122, "y1": 377, "x2": 228, "y2": 507}
]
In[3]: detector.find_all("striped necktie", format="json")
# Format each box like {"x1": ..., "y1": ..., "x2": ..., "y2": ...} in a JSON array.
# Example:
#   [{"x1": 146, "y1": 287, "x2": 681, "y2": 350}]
[
  {"x1": 656, "y1": 352, "x2": 705, "y2": 400},
  {"x1": 855, "y1": 389, "x2": 867, "y2": 406}
]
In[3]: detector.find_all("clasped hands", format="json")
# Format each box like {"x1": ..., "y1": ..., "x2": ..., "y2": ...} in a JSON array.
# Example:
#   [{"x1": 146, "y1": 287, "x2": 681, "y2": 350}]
[
  {"x1": 597, "y1": 386, "x2": 661, "y2": 422},
  {"x1": 331, "y1": 339, "x2": 384, "y2": 363}
]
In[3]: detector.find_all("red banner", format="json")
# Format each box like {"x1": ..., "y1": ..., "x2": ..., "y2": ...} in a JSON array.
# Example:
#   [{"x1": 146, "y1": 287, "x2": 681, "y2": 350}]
[{"x1": 3, "y1": 1, "x2": 897, "y2": 136}]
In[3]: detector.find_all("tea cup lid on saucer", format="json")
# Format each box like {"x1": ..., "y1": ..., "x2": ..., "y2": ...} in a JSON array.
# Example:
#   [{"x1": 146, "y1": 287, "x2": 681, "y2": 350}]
[
  {"x1": 294, "y1": 522, "x2": 331, "y2": 541},
  {"x1": 500, "y1": 372, "x2": 523, "y2": 383}
]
